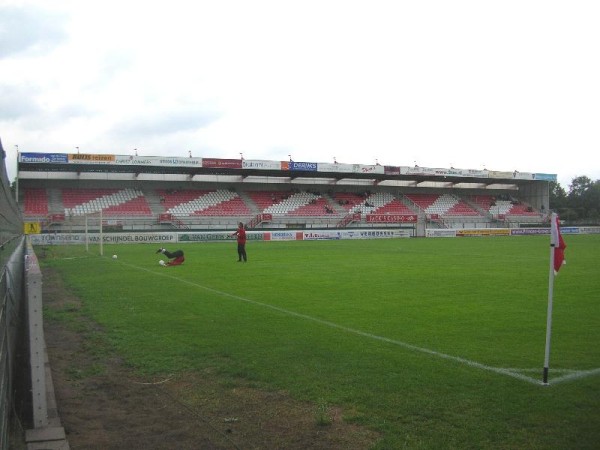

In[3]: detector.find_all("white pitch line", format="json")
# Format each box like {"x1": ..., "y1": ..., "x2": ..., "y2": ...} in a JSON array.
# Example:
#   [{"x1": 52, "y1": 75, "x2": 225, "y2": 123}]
[
  {"x1": 547, "y1": 368, "x2": 600, "y2": 385},
  {"x1": 125, "y1": 261, "x2": 599, "y2": 386}
]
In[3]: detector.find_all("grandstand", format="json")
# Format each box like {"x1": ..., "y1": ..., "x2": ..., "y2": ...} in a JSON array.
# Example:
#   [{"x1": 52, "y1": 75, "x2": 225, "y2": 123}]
[{"x1": 17, "y1": 152, "x2": 554, "y2": 235}]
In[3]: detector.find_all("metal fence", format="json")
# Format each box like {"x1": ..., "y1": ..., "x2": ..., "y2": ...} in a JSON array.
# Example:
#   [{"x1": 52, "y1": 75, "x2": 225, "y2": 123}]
[{"x1": 0, "y1": 138, "x2": 24, "y2": 450}]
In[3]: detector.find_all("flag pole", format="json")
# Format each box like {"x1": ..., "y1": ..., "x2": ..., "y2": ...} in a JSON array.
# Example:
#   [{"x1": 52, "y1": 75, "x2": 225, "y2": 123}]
[
  {"x1": 542, "y1": 242, "x2": 555, "y2": 385},
  {"x1": 543, "y1": 211, "x2": 566, "y2": 385}
]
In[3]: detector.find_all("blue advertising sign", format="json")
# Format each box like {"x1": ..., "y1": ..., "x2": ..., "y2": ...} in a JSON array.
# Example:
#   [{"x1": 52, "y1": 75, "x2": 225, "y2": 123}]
[
  {"x1": 20, "y1": 152, "x2": 69, "y2": 164},
  {"x1": 290, "y1": 161, "x2": 318, "y2": 171}
]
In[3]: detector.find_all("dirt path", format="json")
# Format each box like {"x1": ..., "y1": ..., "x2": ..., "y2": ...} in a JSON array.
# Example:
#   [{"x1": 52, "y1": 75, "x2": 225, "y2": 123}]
[{"x1": 42, "y1": 267, "x2": 379, "y2": 449}]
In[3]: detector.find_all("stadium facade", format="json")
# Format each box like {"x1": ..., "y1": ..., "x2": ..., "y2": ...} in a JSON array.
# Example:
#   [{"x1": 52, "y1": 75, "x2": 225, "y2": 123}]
[{"x1": 17, "y1": 151, "x2": 555, "y2": 236}]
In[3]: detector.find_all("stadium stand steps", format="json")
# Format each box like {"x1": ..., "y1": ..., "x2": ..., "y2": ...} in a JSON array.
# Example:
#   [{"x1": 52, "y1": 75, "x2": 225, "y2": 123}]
[
  {"x1": 263, "y1": 191, "x2": 322, "y2": 215},
  {"x1": 163, "y1": 189, "x2": 248, "y2": 217},
  {"x1": 47, "y1": 188, "x2": 63, "y2": 215},
  {"x1": 62, "y1": 188, "x2": 151, "y2": 216},
  {"x1": 143, "y1": 189, "x2": 167, "y2": 216},
  {"x1": 462, "y1": 196, "x2": 490, "y2": 216},
  {"x1": 350, "y1": 192, "x2": 396, "y2": 215},
  {"x1": 237, "y1": 191, "x2": 261, "y2": 214},
  {"x1": 322, "y1": 193, "x2": 348, "y2": 214}
]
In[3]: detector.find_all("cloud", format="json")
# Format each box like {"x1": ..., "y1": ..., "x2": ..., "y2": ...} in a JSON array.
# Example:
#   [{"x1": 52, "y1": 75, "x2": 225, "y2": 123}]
[
  {"x1": 110, "y1": 107, "x2": 221, "y2": 139},
  {"x1": 0, "y1": 5, "x2": 67, "y2": 58},
  {"x1": 0, "y1": 83, "x2": 41, "y2": 120}
]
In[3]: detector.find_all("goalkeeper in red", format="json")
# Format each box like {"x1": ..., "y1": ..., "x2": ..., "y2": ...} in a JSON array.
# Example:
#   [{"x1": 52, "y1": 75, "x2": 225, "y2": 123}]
[
  {"x1": 231, "y1": 222, "x2": 247, "y2": 262},
  {"x1": 156, "y1": 248, "x2": 185, "y2": 266}
]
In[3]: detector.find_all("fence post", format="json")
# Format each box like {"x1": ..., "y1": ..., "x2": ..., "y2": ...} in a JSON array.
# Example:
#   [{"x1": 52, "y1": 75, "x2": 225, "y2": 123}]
[{"x1": 25, "y1": 253, "x2": 47, "y2": 428}]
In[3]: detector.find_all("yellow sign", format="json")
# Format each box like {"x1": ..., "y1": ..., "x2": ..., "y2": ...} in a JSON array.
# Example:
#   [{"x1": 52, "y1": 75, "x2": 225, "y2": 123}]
[
  {"x1": 68, "y1": 153, "x2": 116, "y2": 163},
  {"x1": 25, "y1": 222, "x2": 41, "y2": 234},
  {"x1": 456, "y1": 228, "x2": 510, "y2": 237}
]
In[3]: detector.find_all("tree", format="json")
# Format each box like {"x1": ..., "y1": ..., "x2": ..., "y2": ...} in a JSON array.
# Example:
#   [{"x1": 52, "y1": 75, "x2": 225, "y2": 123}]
[
  {"x1": 568, "y1": 175, "x2": 593, "y2": 199},
  {"x1": 549, "y1": 181, "x2": 567, "y2": 210},
  {"x1": 563, "y1": 176, "x2": 600, "y2": 223}
]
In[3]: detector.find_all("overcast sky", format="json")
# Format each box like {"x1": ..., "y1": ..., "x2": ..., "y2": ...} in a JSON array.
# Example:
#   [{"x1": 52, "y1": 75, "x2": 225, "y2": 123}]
[{"x1": 1, "y1": 0, "x2": 599, "y2": 188}]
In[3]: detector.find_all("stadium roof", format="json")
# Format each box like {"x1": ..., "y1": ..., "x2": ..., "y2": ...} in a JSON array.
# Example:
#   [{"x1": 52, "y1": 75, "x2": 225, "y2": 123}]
[{"x1": 18, "y1": 151, "x2": 556, "y2": 190}]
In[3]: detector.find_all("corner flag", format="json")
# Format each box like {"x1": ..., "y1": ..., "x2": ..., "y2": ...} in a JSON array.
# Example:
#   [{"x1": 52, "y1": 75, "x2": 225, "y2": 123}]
[
  {"x1": 543, "y1": 212, "x2": 567, "y2": 384},
  {"x1": 551, "y1": 213, "x2": 567, "y2": 274}
]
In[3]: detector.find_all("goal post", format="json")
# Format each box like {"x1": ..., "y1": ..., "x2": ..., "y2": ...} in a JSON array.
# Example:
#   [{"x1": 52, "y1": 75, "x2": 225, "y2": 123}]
[{"x1": 83, "y1": 210, "x2": 104, "y2": 256}]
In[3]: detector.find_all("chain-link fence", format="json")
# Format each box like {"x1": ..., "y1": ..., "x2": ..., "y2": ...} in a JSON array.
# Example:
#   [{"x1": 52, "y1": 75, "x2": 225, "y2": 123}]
[{"x1": 0, "y1": 138, "x2": 25, "y2": 449}]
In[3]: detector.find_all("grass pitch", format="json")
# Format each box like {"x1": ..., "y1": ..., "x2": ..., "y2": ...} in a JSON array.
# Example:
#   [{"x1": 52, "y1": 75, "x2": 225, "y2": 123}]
[{"x1": 41, "y1": 235, "x2": 600, "y2": 449}]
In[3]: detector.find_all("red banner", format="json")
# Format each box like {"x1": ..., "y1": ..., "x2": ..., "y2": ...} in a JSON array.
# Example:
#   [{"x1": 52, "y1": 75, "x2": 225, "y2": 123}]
[
  {"x1": 202, "y1": 158, "x2": 243, "y2": 169},
  {"x1": 366, "y1": 214, "x2": 417, "y2": 223}
]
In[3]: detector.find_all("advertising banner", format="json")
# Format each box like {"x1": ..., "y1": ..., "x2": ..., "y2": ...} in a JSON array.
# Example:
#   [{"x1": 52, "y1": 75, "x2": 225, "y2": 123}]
[
  {"x1": 384, "y1": 165, "x2": 400, "y2": 175},
  {"x1": 202, "y1": 158, "x2": 243, "y2": 169},
  {"x1": 349, "y1": 229, "x2": 409, "y2": 239},
  {"x1": 29, "y1": 233, "x2": 178, "y2": 245},
  {"x1": 533, "y1": 173, "x2": 557, "y2": 181},
  {"x1": 289, "y1": 161, "x2": 318, "y2": 172},
  {"x1": 355, "y1": 164, "x2": 384, "y2": 175},
  {"x1": 115, "y1": 155, "x2": 202, "y2": 167},
  {"x1": 68, "y1": 153, "x2": 116, "y2": 164},
  {"x1": 179, "y1": 231, "x2": 264, "y2": 242},
  {"x1": 426, "y1": 229, "x2": 457, "y2": 238},
  {"x1": 264, "y1": 231, "x2": 299, "y2": 241},
  {"x1": 366, "y1": 214, "x2": 417, "y2": 223},
  {"x1": 456, "y1": 229, "x2": 511, "y2": 237},
  {"x1": 511, "y1": 228, "x2": 549, "y2": 236},
  {"x1": 488, "y1": 170, "x2": 514, "y2": 179},
  {"x1": 316, "y1": 162, "x2": 356, "y2": 173},
  {"x1": 19, "y1": 152, "x2": 69, "y2": 164},
  {"x1": 242, "y1": 160, "x2": 281, "y2": 170},
  {"x1": 511, "y1": 171, "x2": 535, "y2": 180}
]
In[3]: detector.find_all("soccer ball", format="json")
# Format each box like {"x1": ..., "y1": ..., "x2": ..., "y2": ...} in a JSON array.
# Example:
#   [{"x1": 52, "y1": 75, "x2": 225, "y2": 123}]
[
  {"x1": 112, "y1": 254, "x2": 118, "y2": 259},
  {"x1": 159, "y1": 260, "x2": 165, "y2": 266}
]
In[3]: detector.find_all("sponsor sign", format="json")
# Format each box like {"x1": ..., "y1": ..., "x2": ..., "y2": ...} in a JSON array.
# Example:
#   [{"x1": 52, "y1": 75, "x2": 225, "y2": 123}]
[
  {"x1": 202, "y1": 158, "x2": 243, "y2": 169},
  {"x1": 356, "y1": 164, "x2": 384, "y2": 175},
  {"x1": 19, "y1": 152, "x2": 69, "y2": 164},
  {"x1": 366, "y1": 214, "x2": 417, "y2": 223},
  {"x1": 533, "y1": 173, "x2": 557, "y2": 182},
  {"x1": 303, "y1": 231, "x2": 341, "y2": 240},
  {"x1": 579, "y1": 227, "x2": 600, "y2": 234},
  {"x1": 353, "y1": 230, "x2": 408, "y2": 239},
  {"x1": 316, "y1": 162, "x2": 356, "y2": 173},
  {"x1": 290, "y1": 161, "x2": 318, "y2": 172},
  {"x1": 400, "y1": 166, "x2": 438, "y2": 176},
  {"x1": 68, "y1": 153, "x2": 116, "y2": 164},
  {"x1": 242, "y1": 159, "x2": 281, "y2": 170},
  {"x1": 463, "y1": 169, "x2": 489, "y2": 178},
  {"x1": 384, "y1": 165, "x2": 400, "y2": 175},
  {"x1": 488, "y1": 170, "x2": 514, "y2": 179},
  {"x1": 456, "y1": 228, "x2": 511, "y2": 237},
  {"x1": 511, "y1": 228, "x2": 549, "y2": 236},
  {"x1": 512, "y1": 171, "x2": 535, "y2": 180},
  {"x1": 114, "y1": 155, "x2": 202, "y2": 167},
  {"x1": 180, "y1": 232, "x2": 232, "y2": 242},
  {"x1": 426, "y1": 229, "x2": 457, "y2": 238},
  {"x1": 266, "y1": 231, "x2": 297, "y2": 241},
  {"x1": 179, "y1": 232, "x2": 264, "y2": 242},
  {"x1": 29, "y1": 233, "x2": 177, "y2": 245},
  {"x1": 560, "y1": 227, "x2": 579, "y2": 234}
]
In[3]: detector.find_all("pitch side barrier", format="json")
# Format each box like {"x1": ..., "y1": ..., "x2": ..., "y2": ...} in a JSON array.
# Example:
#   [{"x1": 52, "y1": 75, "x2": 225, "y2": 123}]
[
  {"x1": 28, "y1": 229, "x2": 412, "y2": 246},
  {"x1": 27, "y1": 226, "x2": 600, "y2": 245},
  {"x1": 426, "y1": 226, "x2": 600, "y2": 238}
]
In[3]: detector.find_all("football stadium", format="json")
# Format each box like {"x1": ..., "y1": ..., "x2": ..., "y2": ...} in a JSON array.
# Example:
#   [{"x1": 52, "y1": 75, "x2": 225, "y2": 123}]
[{"x1": 2, "y1": 143, "x2": 600, "y2": 448}]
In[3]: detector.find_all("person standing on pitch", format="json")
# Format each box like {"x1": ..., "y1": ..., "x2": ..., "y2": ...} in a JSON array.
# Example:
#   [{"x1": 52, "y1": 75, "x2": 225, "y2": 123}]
[{"x1": 231, "y1": 222, "x2": 247, "y2": 262}]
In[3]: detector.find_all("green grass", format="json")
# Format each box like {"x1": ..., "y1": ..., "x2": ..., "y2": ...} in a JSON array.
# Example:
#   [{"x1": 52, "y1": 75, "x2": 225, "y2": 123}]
[{"x1": 40, "y1": 235, "x2": 600, "y2": 449}]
